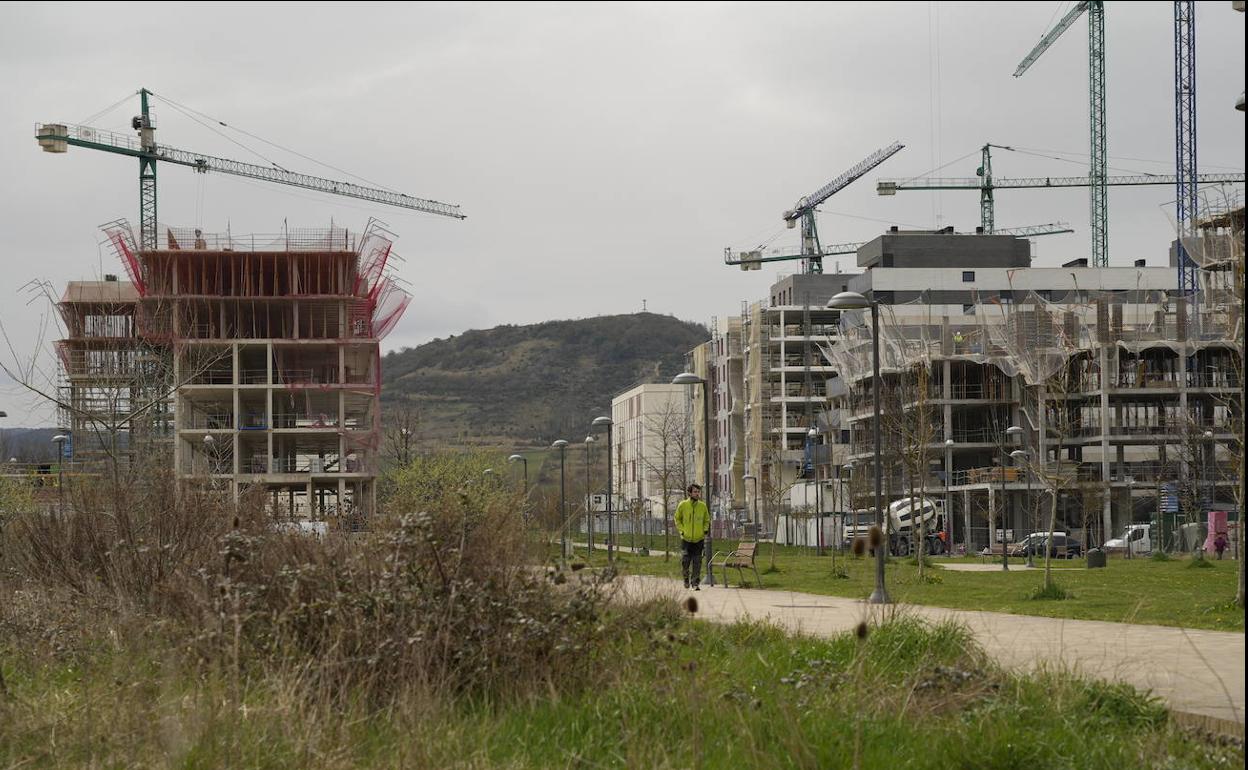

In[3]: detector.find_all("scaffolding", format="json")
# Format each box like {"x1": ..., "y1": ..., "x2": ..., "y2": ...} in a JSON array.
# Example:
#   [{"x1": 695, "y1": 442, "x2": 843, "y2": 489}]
[{"x1": 819, "y1": 223, "x2": 1243, "y2": 550}]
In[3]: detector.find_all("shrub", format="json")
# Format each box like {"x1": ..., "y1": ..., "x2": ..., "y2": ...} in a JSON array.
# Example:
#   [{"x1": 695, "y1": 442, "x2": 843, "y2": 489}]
[{"x1": 1027, "y1": 582, "x2": 1074, "y2": 601}]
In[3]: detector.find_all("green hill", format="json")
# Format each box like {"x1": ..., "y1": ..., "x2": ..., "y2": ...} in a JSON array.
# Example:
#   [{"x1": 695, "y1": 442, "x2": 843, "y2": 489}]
[{"x1": 381, "y1": 313, "x2": 709, "y2": 448}]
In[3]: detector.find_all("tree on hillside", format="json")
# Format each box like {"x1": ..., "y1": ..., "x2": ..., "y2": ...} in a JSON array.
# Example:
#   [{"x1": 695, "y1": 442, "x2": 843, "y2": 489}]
[{"x1": 383, "y1": 402, "x2": 421, "y2": 467}]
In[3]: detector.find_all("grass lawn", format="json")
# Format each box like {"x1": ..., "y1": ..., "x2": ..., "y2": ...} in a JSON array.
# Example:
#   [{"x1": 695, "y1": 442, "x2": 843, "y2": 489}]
[
  {"x1": 565, "y1": 539, "x2": 1245, "y2": 632},
  {"x1": 3, "y1": 605, "x2": 1239, "y2": 768}
]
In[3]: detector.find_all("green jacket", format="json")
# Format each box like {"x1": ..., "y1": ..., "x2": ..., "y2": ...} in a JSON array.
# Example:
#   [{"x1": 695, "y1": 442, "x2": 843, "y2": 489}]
[{"x1": 674, "y1": 498, "x2": 710, "y2": 543}]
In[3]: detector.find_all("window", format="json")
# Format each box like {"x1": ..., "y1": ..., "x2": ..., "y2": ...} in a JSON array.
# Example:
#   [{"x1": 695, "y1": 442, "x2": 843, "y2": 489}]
[{"x1": 962, "y1": 271, "x2": 975, "y2": 282}]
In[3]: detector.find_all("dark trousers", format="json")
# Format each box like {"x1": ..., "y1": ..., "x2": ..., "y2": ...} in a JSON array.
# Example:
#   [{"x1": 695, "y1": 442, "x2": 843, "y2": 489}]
[{"x1": 681, "y1": 539, "x2": 705, "y2": 585}]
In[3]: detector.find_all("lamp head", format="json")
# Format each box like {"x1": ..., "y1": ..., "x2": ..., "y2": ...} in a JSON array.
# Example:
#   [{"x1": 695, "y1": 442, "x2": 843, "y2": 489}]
[
  {"x1": 671, "y1": 372, "x2": 702, "y2": 386},
  {"x1": 585, "y1": 435, "x2": 595, "y2": 443},
  {"x1": 592, "y1": 415, "x2": 612, "y2": 427},
  {"x1": 551, "y1": 439, "x2": 568, "y2": 449},
  {"x1": 508, "y1": 454, "x2": 524, "y2": 462},
  {"x1": 826, "y1": 291, "x2": 869, "y2": 310},
  {"x1": 1005, "y1": 425, "x2": 1024, "y2": 436},
  {"x1": 945, "y1": 438, "x2": 955, "y2": 446}
]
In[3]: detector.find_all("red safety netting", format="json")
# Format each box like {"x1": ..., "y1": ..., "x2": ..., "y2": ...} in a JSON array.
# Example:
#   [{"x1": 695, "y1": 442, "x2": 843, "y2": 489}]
[
  {"x1": 351, "y1": 220, "x2": 396, "y2": 299},
  {"x1": 371, "y1": 277, "x2": 411, "y2": 341},
  {"x1": 101, "y1": 220, "x2": 146, "y2": 295}
]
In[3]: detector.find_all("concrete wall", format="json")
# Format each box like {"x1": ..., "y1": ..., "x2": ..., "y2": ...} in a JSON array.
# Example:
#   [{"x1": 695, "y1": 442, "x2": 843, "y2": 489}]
[{"x1": 856, "y1": 233, "x2": 1030, "y2": 269}]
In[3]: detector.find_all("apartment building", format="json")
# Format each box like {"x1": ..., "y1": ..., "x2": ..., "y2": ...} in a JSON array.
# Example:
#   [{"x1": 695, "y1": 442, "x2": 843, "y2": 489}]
[{"x1": 610, "y1": 383, "x2": 689, "y2": 521}]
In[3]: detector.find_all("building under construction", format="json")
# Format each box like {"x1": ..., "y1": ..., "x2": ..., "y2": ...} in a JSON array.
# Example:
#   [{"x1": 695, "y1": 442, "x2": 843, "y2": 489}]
[
  {"x1": 704, "y1": 195, "x2": 1243, "y2": 551},
  {"x1": 57, "y1": 220, "x2": 410, "y2": 520}
]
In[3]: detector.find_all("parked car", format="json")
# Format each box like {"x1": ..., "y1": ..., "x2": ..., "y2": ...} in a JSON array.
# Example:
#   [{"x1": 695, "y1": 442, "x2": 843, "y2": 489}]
[{"x1": 1009, "y1": 532, "x2": 1082, "y2": 559}]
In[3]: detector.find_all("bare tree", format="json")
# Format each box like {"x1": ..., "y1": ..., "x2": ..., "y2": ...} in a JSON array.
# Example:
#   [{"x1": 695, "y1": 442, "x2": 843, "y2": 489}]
[
  {"x1": 641, "y1": 398, "x2": 691, "y2": 561},
  {"x1": 384, "y1": 401, "x2": 421, "y2": 467},
  {"x1": 893, "y1": 363, "x2": 938, "y2": 579}
]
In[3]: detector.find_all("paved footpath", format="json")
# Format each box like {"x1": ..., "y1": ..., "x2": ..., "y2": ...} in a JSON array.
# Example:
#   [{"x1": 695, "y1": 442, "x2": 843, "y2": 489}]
[{"x1": 612, "y1": 574, "x2": 1245, "y2": 730}]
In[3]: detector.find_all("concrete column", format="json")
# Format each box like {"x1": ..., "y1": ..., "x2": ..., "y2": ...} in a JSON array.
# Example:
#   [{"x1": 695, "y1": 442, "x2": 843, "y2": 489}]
[{"x1": 963, "y1": 488, "x2": 972, "y2": 553}]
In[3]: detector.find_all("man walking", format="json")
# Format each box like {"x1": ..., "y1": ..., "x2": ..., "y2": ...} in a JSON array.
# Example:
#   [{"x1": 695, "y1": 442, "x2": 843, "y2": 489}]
[{"x1": 675, "y1": 483, "x2": 710, "y2": 590}]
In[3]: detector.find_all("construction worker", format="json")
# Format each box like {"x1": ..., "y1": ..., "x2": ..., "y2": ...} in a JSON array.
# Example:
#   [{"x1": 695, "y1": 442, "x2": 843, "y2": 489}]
[{"x1": 674, "y1": 483, "x2": 711, "y2": 590}]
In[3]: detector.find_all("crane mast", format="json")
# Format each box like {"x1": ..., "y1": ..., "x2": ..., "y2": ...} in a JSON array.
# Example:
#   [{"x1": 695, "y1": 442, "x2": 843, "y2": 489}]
[
  {"x1": 1014, "y1": 1, "x2": 1108, "y2": 266},
  {"x1": 777, "y1": 141, "x2": 904, "y2": 274}
]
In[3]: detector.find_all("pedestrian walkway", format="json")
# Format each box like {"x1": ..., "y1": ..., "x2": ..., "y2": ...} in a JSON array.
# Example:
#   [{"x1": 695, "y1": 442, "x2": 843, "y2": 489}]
[{"x1": 612, "y1": 575, "x2": 1245, "y2": 730}]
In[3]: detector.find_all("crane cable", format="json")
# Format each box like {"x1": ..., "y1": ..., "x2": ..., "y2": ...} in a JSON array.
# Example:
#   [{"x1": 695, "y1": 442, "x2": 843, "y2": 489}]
[
  {"x1": 153, "y1": 96, "x2": 289, "y2": 171},
  {"x1": 77, "y1": 91, "x2": 141, "y2": 126},
  {"x1": 149, "y1": 91, "x2": 399, "y2": 193}
]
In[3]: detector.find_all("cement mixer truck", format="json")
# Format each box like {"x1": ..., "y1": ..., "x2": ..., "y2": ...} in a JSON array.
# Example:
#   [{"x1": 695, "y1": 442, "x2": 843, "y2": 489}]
[{"x1": 842, "y1": 496, "x2": 947, "y2": 556}]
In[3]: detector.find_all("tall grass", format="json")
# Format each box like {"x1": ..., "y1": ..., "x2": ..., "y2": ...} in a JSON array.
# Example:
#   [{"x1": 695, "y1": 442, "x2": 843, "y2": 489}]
[
  {"x1": 1, "y1": 455, "x2": 1241, "y2": 768},
  {"x1": 1, "y1": 454, "x2": 612, "y2": 707}
]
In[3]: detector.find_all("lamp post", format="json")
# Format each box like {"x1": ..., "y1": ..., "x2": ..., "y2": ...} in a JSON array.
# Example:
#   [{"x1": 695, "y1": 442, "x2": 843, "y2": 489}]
[
  {"x1": 591, "y1": 416, "x2": 615, "y2": 566},
  {"x1": 1203, "y1": 429, "x2": 1215, "y2": 520},
  {"x1": 943, "y1": 438, "x2": 955, "y2": 554},
  {"x1": 552, "y1": 439, "x2": 569, "y2": 561},
  {"x1": 584, "y1": 435, "x2": 596, "y2": 556},
  {"x1": 808, "y1": 427, "x2": 824, "y2": 557},
  {"x1": 508, "y1": 453, "x2": 528, "y2": 527},
  {"x1": 1011, "y1": 449, "x2": 1033, "y2": 567},
  {"x1": 1001, "y1": 424, "x2": 1023, "y2": 571},
  {"x1": 743, "y1": 473, "x2": 759, "y2": 541},
  {"x1": 52, "y1": 433, "x2": 68, "y2": 514},
  {"x1": 672, "y1": 372, "x2": 715, "y2": 586},
  {"x1": 827, "y1": 291, "x2": 889, "y2": 604}
]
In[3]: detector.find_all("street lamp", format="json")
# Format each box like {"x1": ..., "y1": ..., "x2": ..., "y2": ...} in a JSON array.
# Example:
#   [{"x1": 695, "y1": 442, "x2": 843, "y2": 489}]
[
  {"x1": 672, "y1": 372, "x2": 715, "y2": 586},
  {"x1": 1203, "y1": 430, "x2": 1215, "y2": 520},
  {"x1": 584, "y1": 435, "x2": 596, "y2": 556},
  {"x1": 51, "y1": 433, "x2": 68, "y2": 514},
  {"x1": 827, "y1": 291, "x2": 888, "y2": 604},
  {"x1": 552, "y1": 440, "x2": 569, "y2": 561},
  {"x1": 808, "y1": 427, "x2": 824, "y2": 557},
  {"x1": 1011, "y1": 449, "x2": 1032, "y2": 567},
  {"x1": 591, "y1": 416, "x2": 615, "y2": 566},
  {"x1": 944, "y1": 438, "x2": 955, "y2": 553},
  {"x1": 743, "y1": 473, "x2": 759, "y2": 540},
  {"x1": 1001, "y1": 424, "x2": 1023, "y2": 571}
]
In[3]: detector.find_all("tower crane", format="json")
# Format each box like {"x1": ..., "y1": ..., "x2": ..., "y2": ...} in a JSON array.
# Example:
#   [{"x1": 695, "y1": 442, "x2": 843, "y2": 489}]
[
  {"x1": 1013, "y1": 1, "x2": 1108, "y2": 266},
  {"x1": 756, "y1": 142, "x2": 905, "y2": 275},
  {"x1": 724, "y1": 222, "x2": 1075, "y2": 269},
  {"x1": 1173, "y1": 1, "x2": 1199, "y2": 296},
  {"x1": 35, "y1": 88, "x2": 465, "y2": 251},
  {"x1": 876, "y1": 143, "x2": 1244, "y2": 244}
]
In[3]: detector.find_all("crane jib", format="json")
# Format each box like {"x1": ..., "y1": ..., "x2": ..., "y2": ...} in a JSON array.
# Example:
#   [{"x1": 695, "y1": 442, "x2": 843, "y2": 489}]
[{"x1": 35, "y1": 121, "x2": 465, "y2": 220}]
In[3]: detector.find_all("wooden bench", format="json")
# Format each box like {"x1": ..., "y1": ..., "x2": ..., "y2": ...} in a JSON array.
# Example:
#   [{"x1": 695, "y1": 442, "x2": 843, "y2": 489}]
[
  {"x1": 711, "y1": 541, "x2": 763, "y2": 588},
  {"x1": 979, "y1": 544, "x2": 1008, "y2": 563}
]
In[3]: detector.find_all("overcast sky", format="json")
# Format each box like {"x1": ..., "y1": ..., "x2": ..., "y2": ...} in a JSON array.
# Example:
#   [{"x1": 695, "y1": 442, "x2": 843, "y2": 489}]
[{"x1": 1, "y1": 1, "x2": 1244, "y2": 426}]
